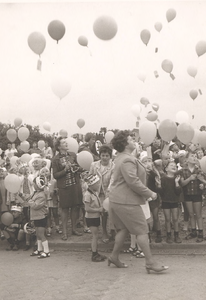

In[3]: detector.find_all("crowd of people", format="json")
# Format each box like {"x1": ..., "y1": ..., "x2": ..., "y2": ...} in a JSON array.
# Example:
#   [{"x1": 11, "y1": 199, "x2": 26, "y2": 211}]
[{"x1": 1, "y1": 128, "x2": 206, "y2": 273}]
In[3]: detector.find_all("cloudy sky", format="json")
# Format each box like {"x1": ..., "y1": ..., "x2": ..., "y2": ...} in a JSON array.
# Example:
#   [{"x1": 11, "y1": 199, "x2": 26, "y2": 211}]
[{"x1": 1, "y1": 0, "x2": 206, "y2": 136}]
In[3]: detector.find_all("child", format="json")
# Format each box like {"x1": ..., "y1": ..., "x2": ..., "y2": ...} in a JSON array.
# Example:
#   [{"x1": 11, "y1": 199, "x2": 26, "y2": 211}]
[
  {"x1": 28, "y1": 176, "x2": 50, "y2": 258},
  {"x1": 155, "y1": 161, "x2": 182, "y2": 243},
  {"x1": 84, "y1": 174, "x2": 107, "y2": 262}
]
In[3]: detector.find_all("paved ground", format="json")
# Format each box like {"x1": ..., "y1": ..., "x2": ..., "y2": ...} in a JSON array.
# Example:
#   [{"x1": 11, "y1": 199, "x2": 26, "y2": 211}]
[{"x1": 1, "y1": 249, "x2": 206, "y2": 300}]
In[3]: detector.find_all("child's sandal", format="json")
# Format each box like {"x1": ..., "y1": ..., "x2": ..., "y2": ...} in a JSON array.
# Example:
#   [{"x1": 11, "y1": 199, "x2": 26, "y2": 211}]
[
  {"x1": 123, "y1": 246, "x2": 137, "y2": 254},
  {"x1": 38, "y1": 252, "x2": 50, "y2": 259},
  {"x1": 30, "y1": 250, "x2": 42, "y2": 256}
]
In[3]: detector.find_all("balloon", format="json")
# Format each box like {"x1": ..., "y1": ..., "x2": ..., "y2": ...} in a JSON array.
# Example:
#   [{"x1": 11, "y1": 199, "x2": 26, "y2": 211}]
[
  {"x1": 139, "y1": 122, "x2": 157, "y2": 146},
  {"x1": 189, "y1": 89, "x2": 198, "y2": 100},
  {"x1": 43, "y1": 122, "x2": 51, "y2": 132},
  {"x1": 20, "y1": 141, "x2": 30, "y2": 152},
  {"x1": 1, "y1": 212, "x2": 14, "y2": 226},
  {"x1": 103, "y1": 198, "x2": 110, "y2": 211},
  {"x1": 48, "y1": 20, "x2": 66, "y2": 43},
  {"x1": 14, "y1": 118, "x2": 22, "y2": 128},
  {"x1": 191, "y1": 129, "x2": 200, "y2": 144},
  {"x1": 4, "y1": 174, "x2": 21, "y2": 193},
  {"x1": 18, "y1": 127, "x2": 30, "y2": 142},
  {"x1": 6, "y1": 129, "x2": 17, "y2": 143},
  {"x1": 51, "y1": 74, "x2": 71, "y2": 100},
  {"x1": 93, "y1": 15, "x2": 118, "y2": 40},
  {"x1": 77, "y1": 151, "x2": 94, "y2": 171},
  {"x1": 65, "y1": 137, "x2": 79, "y2": 154},
  {"x1": 78, "y1": 36, "x2": 88, "y2": 47},
  {"x1": 140, "y1": 29, "x2": 151, "y2": 46},
  {"x1": 196, "y1": 40, "x2": 206, "y2": 57},
  {"x1": 161, "y1": 59, "x2": 173, "y2": 73},
  {"x1": 59, "y1": 129, "x2": 68, "y2": 138},
  {"x1": 176, "y1": 111, "x2": 190, "y2": 124},
  {"x1": 105, "y1": 131, "x2": 114, "y2": 144},
  {"x1": 166, "y1": 8, "x2": 176, "y2": 23},
  {"x1": 176, "y1": 123, "x2": 194, "y2": 145},
  {"x1": 131, "y1": 104, "x2": 141, "y2": 118},
  {"x1": 28, "y1": 32, "x2": 46, "y2": 55},
  {"x1": 10, "y1": 156, "x2": 19, "y2": 167},
  {"x1": 38, "y1": 140, "x2": 45, "y2": 150},
  {"x1": 158, "y1": 119, "x2": 177, "y2": 142},
  {"x1": 152, "y1": 103, "x2": 159, "y2": 112},
  {"x1": 199, "y1": 156, "x2": 206, "y2": 173},
  {"x1": 20, "y1": 153, "x2": 32, "y2": 163},
  {"x1": 137, "y1": 72, "x2": 146, "y2": 83},
  {"x1": 154, "y1": 22, "x2": 162, "y2": 32},
  {"x1": 77, "y1": 119, "x2": 85, "y2": 129},
  {"x1": 187, "y1": 66, "x2": 197, "y2": 78},
  {"x1": 140, "y1": 97, "x2": 150, "y2": 107},
  {"x1": 198, "y1": 131, "x2": 206, "y2": 148},
  {"x1": 146, "y1": 111, "x2": 158, "y2": 122}
]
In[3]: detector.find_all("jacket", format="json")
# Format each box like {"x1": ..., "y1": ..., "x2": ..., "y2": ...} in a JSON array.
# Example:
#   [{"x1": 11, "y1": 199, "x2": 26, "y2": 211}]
[
  {"x1": 28, "y1": 190, "x2": 48, "y2": 220},
  {"x1": 109, "y1": 152, "x2": 154, "y2": 206}
]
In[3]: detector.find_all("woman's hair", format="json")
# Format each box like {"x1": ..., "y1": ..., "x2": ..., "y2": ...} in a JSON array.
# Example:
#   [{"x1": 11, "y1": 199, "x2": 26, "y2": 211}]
[
  {"x1": 54, "y1": 137, "x2": 64, "y2": 152},
  {"x1": 111, "y1": 130, "x2": 130, "y2": 153},
  {"x1": 99, "y1": 144, "x2": 113, "y2": 158}
]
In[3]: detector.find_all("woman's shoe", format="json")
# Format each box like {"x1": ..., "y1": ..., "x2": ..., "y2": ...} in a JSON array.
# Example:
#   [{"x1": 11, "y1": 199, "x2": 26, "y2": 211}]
[
  {"x1": 30, "y1": 250, "x2": 42, "y2": 256},
  {"x1": 61, "y1": 235, "x2": 67, "y2": 241},
  {"x1": 108, "y1": 257, "x2": 128, "y2": 268},
  {"x1": 123, "y1": 246, "x2": 137, "y2": 254},
  {"x1": 134, "y1": 250, "x2": 145, "y2": 258},
  {"x1": 38, "y1": 252, "x2": 50, "y2": 259},
  {"x1": 145, "y1": 263, "x2": 169, "y2": 274}
]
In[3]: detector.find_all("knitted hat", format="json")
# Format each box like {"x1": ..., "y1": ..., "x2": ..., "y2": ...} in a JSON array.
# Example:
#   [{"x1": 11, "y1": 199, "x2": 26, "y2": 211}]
[
  {"x1": 33, "y1": 176, "x2": 45, "y2": 189},
  {"x1": 11, "y1": 205, "x2": 22, "y2": 213}
]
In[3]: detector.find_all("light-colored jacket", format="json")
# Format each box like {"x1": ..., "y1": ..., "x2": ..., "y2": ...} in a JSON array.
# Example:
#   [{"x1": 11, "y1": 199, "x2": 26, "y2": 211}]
[
  {"x1": 109, "y1": 152, "x2": 153, "y2": 205},
  {"x1": 28, "y1": 190, "x2": 48, "y2": 220},
  {"x1": 89, "y1": 160, "x2": 114, "y2": 198}
]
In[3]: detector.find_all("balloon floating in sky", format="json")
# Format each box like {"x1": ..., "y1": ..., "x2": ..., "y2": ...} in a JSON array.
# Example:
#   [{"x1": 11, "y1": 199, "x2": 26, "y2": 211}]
[
  {"x1": 140, "y1": 29, "x2": 151, "y2": 46},
  {"x1": 151, "y1": 103, "x2": 159, "y2": 112},
  {"x1": 77, "y1": 119, "x2": 85, "y2": 129},
  {"x1": 189, "y1": 89, "x2": 198, "y2": 100},
  {"x1": 43, "y1": 122, "x2": 51, "y2": 132},
  {"x1": 176, "y1": 111, "x2": 190, "y2": 124},
  {"x1": 140, "y1": 97, "x2": 150, "y2": 107},
  {"x1": 131, "y1": 104, "x2": 141, "y2": 118},
  {"x1": 18, "y1": 127, "x2": 30, "y2": 142},
  {"x1": 137, "y1": 72, "x2": 146, "y2": 83},
  {"x1": 166, "y1": 8, "x2": 176, "y2": 23},
  {"x1": 139, "y1": 122, "x2": 157, "y2": 145},
  {"x1": 93, "y1": 15, "x2": 118, "y2": 40},
  {"x1": 161, "y1": 59, "x2": 175, "y2": 79},
  {"x1": 27, "y1": 32, "x2": 46, "y2": 71},
  {"x1": 51, "y1": 74, "x2": 71, "y2": 100},
  {"x1": 6, "y1": 129, "x2": 17, "y2": 143},
  {"x1": 177, "y1": 123, "x2": 194, "y2": 145},
  {"x1": 146, "y1": 111, "x2": 158, "y2": 122},
  {"x1": 196, "y1": 40, "x2": 206, "y2": 57},
  {"x1": 158, "y1": 119, "x2": 177, "y2": 142},
  {"x1": 48, "y1": 20, "x2": 66, "y2": 43},
  {"x1": 14, "y1": 117, "x2": 22, "y2": 128},
  {"x1": 187, "y1": 66, "x2": 197, "y2": 78},
  {"x1": 78, "y1": 36, "x2": 88, "y2": 47},
  {"x1": 154, "y1": 22, "x2": 162, "y2": 32}
]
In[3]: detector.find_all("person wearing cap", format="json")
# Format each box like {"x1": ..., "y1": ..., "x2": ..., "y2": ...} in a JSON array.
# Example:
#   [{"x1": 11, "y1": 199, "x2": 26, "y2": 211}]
[
  {"x1": 84, "y1": 174, "x2": 107, "y2": 262},
  {"x1": 28, "y1": 176, "x2": 50, "y2": 259}
]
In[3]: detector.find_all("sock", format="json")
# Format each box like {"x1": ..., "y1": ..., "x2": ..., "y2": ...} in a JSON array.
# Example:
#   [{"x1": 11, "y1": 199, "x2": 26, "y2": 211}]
[
  {"x1": 42, "y1": 240, "x2": 49, "y2": 253},
  {"x1": 37, "y1": 240, "x2": 43, "y2": 252}
]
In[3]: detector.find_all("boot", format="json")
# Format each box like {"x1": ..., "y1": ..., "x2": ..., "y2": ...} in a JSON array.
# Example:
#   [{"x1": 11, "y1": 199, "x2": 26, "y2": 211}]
[
  {"x1": 166, "y1": 232, "x2": 173, "y2": 244},
  {"x1": 185, "y1": 228, "x2": 197, "y2": 240},
  {"x1": 196, "y1": 230, "x2": 203, "y2": 243},
  {"x1": 155, "y1": 230, "x2": 162, "y2": 243},
  {"x1": 174, "y1": 231, "x2": 182, "y2": 243}
]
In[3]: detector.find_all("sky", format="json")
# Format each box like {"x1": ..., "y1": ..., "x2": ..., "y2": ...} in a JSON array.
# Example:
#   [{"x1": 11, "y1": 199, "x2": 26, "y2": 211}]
[{"x1": 0, "y1": 0, "x2": 206, "y2": 137}]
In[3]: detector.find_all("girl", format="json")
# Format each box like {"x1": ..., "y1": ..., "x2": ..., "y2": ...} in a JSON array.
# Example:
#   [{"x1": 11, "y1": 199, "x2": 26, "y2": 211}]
[
  {"x1": 155, "y1": 161, "x2": 182, "y2": 243},
  {"x1": 84, "y1": 174, "x2": 107, "y2": 262},
  {"x1": 28, "y1": 176, "x2": 50, "y2": 258}
]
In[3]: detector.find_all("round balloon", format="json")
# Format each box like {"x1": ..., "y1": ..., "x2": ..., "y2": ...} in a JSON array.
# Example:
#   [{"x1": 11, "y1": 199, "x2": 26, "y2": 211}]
[
  {"x1": 6, "y1": 129, "x2": 17, "y2": 143},
  {"x1": 59, "y1": 129, "x2": 68, "y2": 138},
  {"x1": 48, "y1": 20, "x2": 66, "y2": 43},
  {"x1": 20, "y1": 153, "x2": 32, "y2": 164},
  {"x1": 38, "y1": 140, "x2": 45, "y2": 150},
  {"x1": 43, "y1": 122, "x2": 51, "y2": 132},
  {"x1": 77, "y1": 151, "x2": 94, "y2": 171},
  {"x1": 187, "y1": 66, "x2": 197, "y2": 78},
  {"x1": 14, "y1": 118, "x2": 22, "y2": 128},
  {"x1": 65, "y1": 137, "x2": 79, "y2": 154},
  {"x1": 152, "y1": 103, "x2": 159, "y2": 112},
  {"x1": 93, "y1": 15, "x2": 118, "y2": 40},
  {"x1": 4, "y1": 174, "x2": 21, "y2": 193},
  {"x1": 77, "y1": 119, "x2": 85, "y2": 129},
  {"x1": 176, "y1": 123, "x2": 194, "y2": 145},
  {"x1": 105, "y1": 131, "x2": 114, "y2": 144},
  {"x1": 51, "y1": 75, "x2": 71, "y2": 100},
  {"x1": 139, "y1": 122, "x2": 157, "y2": 145},
  {"x1": 199, "y1": 156, "x2": 206, "y2": 173},
  {"x1": 166, "y1": 8, "x2": 176, "y2": 23},
  {"x1": 161, "y1": 59, "x2": 173, "y2": 73},
  {"x1": 10, "y1": 156, "x2": 19, "y2": 167},
  {"x1": 196, "y1": 40, "x2": 206, "y2": 57},
  {"x1": 1, "y1": 212, "x2": 14, "y2": 226},
  {"x1": 18, "y1": 127, "x2": 30, "y2": 142},
  {"x1": 131, "y1": 104, "x2": 141, "y2": 118},
  {"x1": 175, "y1": 111, "x2": 190, "y2": 124},
  {"x1": 189, "y1": 89, "x2": 198, "y2": 100},
  {"x1": 78, "y1": 36, "x2": 88, "y2": 47},
  {"x1": 140, "y1": 97, "x2": 150, "y2": 107},
  {"x1": 191, "y1": 129, "x2": 200, "y2": 144},
  {"x1": 137, "y1": 72, "x2": 146, "y2": 83},
  {"x1": 146, "y1": 111, "x2": 158, "y2": 122},
  {"x1": 20, "y1": 141, "x2": 30, "y2": 152},
  {"x1": 140, "y1": 29, "x2": 151, "y2": 46},
  {"x1": 103, "y1": 198, "x2": 110, "y2": 211},
  {"x1": 154, "y1": 22, "x2": 162, "y2": 32},
  {"x1": 198, "y1": 131, "x2": 206, "y2": 148},
  {"x1": 158, "y1": 119, "x2": 177, "y2": 142},
  {"x1": 28, "y1": 32, "x2": 46, "y2": 55}
]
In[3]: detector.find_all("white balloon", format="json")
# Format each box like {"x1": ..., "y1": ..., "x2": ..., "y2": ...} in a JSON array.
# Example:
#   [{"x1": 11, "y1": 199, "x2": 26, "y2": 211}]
[
  {"x1": 51, "y1": 74, "x2": 71, "y2": 100},
  {"x1": 176, "y1": 111, "x2": 190, "y2": 124},
  {"x1": 131, "y1": 104, "x2": 141, "y2": 118}
]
